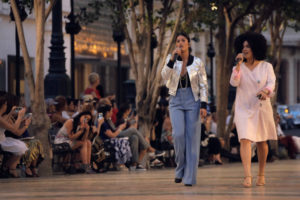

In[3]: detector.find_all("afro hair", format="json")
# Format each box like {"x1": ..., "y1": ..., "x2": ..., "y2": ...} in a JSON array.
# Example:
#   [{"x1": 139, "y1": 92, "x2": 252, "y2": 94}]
[{"x1": 234, "y1": 32, "x2": 267, "y2": 61}]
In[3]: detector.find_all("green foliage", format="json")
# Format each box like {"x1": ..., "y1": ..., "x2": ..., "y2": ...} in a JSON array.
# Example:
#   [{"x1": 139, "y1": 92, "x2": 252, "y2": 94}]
[
  {"x1": 76, "y1": 0, "x2": 103, "y2": 25},
  {"x1": 2, "y1": 0, "x2": 34, "y2": 14}
]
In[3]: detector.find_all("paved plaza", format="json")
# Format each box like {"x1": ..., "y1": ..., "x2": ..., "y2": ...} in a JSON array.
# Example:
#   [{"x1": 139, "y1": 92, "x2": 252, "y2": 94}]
[{"x1": 0, "y1": 159, "x2": 299, "y2": 200}]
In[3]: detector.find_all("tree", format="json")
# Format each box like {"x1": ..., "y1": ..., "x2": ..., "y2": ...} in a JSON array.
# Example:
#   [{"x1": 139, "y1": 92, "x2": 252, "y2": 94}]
[
  {"x1": 267, "y1": 0, "x2": 300, "y2": 110},
  {"x1": 196, "y1": 0, "x2": 300, "y2": 149},
  {"x1": 5, "y1": 0, "x2": 57, "y2": 176},
  {"x1": 193, "y1": 0, "x2": 282, "y2": 149},
  {"x1": 210, "y1": 0, "x2": 258, "y2": 147},
  {"x1": 107, "y1": 0, "x2": 185, "y2": 137}
]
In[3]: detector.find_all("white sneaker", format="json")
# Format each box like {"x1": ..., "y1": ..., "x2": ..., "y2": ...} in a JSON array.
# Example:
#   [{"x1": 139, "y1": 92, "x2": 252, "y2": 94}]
[
  {"x1": 148, "y1": 152, "x2": 155, "y2": 159},
  {"x1": 150, "y1": 158, "x2": 164, "y2": 167},
  {"x1": 129, "y1": 166, "x2": 136, "y2": 171}
]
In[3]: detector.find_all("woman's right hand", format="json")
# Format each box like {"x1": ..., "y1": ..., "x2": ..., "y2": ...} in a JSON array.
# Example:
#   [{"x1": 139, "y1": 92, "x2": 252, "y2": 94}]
[
  {"x1": 235, "y1": 53, "x2": 243, "y2": 71},
  {"x1": 171, "y1": 47, "x2": 181, "y2": 61},
  {"x1": 118, "y1": 123, "x2": 127, "y2": 131}
]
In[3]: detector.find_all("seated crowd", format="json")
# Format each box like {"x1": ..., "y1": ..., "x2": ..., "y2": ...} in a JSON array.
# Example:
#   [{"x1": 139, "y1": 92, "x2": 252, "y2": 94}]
[{"x1": 49, "y1": 72, "x2": 165, "y2": 173}]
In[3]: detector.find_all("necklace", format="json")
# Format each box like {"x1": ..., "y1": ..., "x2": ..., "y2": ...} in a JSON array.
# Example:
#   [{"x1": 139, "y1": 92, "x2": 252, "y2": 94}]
[{"x1": 180, "y1": 73, "x2": 188, "y2": 88}]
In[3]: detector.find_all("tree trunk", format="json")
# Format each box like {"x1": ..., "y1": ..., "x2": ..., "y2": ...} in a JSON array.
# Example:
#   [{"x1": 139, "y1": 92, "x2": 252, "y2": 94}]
[
  {"x1": 11, "y1": 0, "x2": 54, "y2": 176},
  {"x1": 269, "y1": 12, "x2": 287, "y2": 120},
  {"x1": 216, "y1": 10, "x2": 230, "y2": 142},
  {"x1": 121, "y1": 0, "x2": 184, "y2": 138}
]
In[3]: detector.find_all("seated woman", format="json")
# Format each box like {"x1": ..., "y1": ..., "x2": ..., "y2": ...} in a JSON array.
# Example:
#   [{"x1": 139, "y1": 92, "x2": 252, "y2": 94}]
[
  {"x1": 54, "y1": 111, "x2": 93, "y2": 172},
  {"x1": 276, "y1": 113, "x2": 298, "y2": 159},
  {"x1": 116, "y1": 104, "x2": 165, "y2": 154},
  {"x1": 202, "y1": 113, "x2": 223, "y2": 165},
  {"x1": 115, "y1": 103, "x2": 165, "y2": 168},
  {"x1": 98, "y1": 105, "x2": 134, "y2": 170},
  {"x1": 3, "y1": 93, "x2": 44, "y2": 177},
  {"x1": 0, "y1": 92, "x2": 30, "y2": 178}
]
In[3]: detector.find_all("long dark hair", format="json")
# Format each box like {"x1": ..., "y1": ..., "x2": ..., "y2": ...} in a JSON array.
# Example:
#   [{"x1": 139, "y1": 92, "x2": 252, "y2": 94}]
[
  {"x1": 0, "y1": 91, "x2": 7, "y2": 108},
  {"x1": 72, "y1": 111, "x2": 92, "y2": 134},
  {"x1": 97, "y1": 104, "x2": 112, "y2": 120},
  {"x1": 116, "y1": 103, "x2": 130, "y2": 121}
]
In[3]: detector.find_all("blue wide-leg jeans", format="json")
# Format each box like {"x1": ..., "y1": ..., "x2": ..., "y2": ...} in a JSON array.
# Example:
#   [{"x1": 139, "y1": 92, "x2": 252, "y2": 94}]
[{"x1": 169, "y1": 87, "x2": 201, "y2": 185}]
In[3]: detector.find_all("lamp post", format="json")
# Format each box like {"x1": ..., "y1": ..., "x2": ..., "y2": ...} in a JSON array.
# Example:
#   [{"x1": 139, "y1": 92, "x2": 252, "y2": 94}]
[
  {"x1": 207, "y1": 26, "x2": 215, "y2": 105},
  {"x1": 9, "y1": 0, "x2": 27, "y2": 96},
  {"x1": 113, "y1": 27, "x2": 125, "y2": 105},
  {"x1": 45, "y1": 0, "x2": 71, "y2": 98},
  {"x1": 65, "y1": 0, "x2": 81, "y2": 98}
]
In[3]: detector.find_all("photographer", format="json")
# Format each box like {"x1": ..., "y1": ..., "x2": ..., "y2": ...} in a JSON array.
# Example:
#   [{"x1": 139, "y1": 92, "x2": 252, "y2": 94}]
[
  {"x1": 0, "y1": 92, "x2": 30, "y2": 178},
  {"x1": 3, "y1": 93, "x2": 44, "y2": 177}
]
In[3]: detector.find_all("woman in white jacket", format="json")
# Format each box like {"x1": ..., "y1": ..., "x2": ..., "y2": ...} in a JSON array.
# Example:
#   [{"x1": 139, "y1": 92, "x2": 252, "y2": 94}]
[{"x1": 161, "y1": 32, "x2": 208, "y2": 186}]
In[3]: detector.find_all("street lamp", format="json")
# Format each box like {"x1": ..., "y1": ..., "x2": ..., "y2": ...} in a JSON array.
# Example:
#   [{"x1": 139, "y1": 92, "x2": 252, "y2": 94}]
[
  {"x1": 65, "y1": 0, "x2": 81, "y2": 98},
  {"x1": 207, "y1": 2, "x2": 217, "y2": 106},
  {"x1": 9, "y1": 0, "x2": 27, "y2": 96},
  {"x1": 207, "y1": 27, "x2": 215, "y2": 106},
  {"x1": 44, "y1": 0, "x2": 71, "y2": 98},
  {"x1": 113, "y1": 27, "x2": 125, "y2": 105}
]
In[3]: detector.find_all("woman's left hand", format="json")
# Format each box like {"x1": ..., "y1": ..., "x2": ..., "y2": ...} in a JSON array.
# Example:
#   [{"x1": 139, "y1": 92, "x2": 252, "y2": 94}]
[
  {"x1": 24, "y1": 117, "x2": 32, "y2": 128},
  {"x1": 97, "y1": 117, "x2": 104, "y2": 125},
  {"x1": 92, "y1": 126, "x2": 98, "y2": 134},
  {"x1": 200, "y1": 109, "x2": 207, "y2": 118}
]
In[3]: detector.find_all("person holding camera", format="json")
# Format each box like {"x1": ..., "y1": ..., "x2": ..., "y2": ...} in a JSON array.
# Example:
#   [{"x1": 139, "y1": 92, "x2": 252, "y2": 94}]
[
  {"x1": 0, "y1": 92, "x2": 30, "y2": 177},
  {"x1": 230, "y1": 32, "x2": 277, "y2": 187},
  {"x1": 54, "y1": 111, "x2": 95, "y2": 172},
  {"x1": 161, "y1": 32, "x2": 208, "y2": 186}
]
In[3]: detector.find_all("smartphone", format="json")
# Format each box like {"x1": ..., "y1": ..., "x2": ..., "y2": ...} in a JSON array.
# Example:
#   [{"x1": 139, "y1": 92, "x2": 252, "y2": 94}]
[
  {"x1": 24, "y1": 113, "x2": 32, "y2": 119},
  {"x1": 98, "y1": 113, "x2": 103, "y2": 120},
  {"x1": 83, "y1": 117, "x2": 87, "y2": 124},
  {"x1": 14, "y1": 107, "x2": 23, "y2": 113}
]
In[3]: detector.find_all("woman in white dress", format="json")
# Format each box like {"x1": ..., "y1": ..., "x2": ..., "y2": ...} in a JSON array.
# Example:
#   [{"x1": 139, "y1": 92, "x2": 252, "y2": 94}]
[
  {"x1": 230, "y1": 32, "x2": 277, "y2": 187},
  {"x1": 0, "y1": 92, "x2": 31, "y2": 177}
]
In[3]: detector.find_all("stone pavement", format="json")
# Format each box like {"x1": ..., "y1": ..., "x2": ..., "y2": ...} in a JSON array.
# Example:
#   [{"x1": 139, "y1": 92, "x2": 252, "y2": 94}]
[{"x1": 0, "y1": 159, "x2": 299, "y2": 200}]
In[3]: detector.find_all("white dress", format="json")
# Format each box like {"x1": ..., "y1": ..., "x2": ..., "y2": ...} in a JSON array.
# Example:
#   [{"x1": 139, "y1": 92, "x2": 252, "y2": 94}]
[
  {"x1": 0, "y1": 128, "x2": 28, "y2": 156},
  {"x1": 230, "y1": 61, "x2": 277, "y2": 142}
]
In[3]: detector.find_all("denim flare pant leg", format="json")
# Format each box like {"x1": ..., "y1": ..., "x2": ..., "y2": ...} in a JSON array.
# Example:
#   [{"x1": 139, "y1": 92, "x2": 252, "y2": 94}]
[{"x1": 169, "y1": 88, "x2": 201, "y2": 185}]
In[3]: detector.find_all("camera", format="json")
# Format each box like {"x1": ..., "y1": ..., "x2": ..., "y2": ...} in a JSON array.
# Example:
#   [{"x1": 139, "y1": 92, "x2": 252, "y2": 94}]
[{"x1": 98, "y1": 113, "x2": 103, "y2": 120}]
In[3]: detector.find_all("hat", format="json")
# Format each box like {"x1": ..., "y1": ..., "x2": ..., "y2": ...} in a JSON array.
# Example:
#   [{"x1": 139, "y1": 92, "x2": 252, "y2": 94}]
[
  {"x1": 45, "y1": 98, "x2": 58, "y2": 106},
  {"x1": 83, "y1": 95, "x2": 95, "y2": 103}
]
